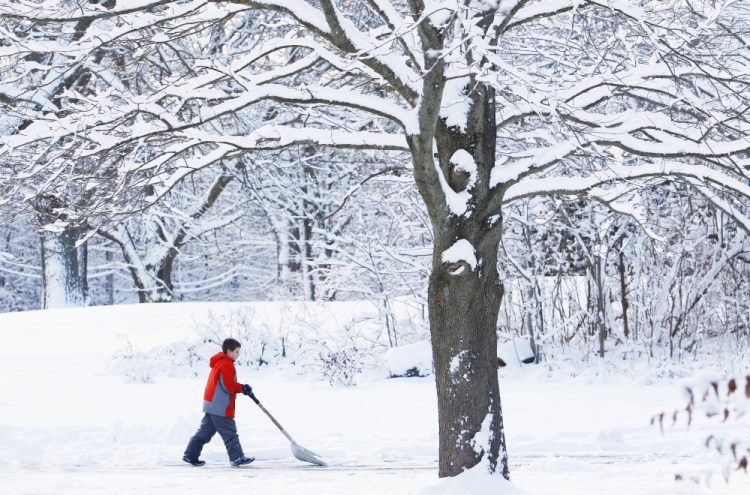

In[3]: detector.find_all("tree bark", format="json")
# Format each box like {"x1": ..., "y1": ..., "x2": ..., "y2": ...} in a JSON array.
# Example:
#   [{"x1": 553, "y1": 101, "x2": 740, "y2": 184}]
[
  {"x1": 105, "y1": 248, "x2": 115, "y2": 305},
  {"x1": 618, "y1": 249, "x2": 630, "y2": 339},
  {"x1": 429, "y1": 222, "x2": 508, "y2": 478},
  {"x1": 410, "y1": 76, "x2": 510, "y2": 478},
  {"x1": 144, "y1": 253, "x2": 176, "y2": 303}
]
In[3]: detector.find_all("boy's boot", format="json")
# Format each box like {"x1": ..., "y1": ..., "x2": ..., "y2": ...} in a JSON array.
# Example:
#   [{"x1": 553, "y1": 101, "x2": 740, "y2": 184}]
[
  {"x1": 231, "y1": 455, "x2": 255, "y2": 467},
  {"x1": 182, "y1": 455, "x2": 206, "y2": 467}
]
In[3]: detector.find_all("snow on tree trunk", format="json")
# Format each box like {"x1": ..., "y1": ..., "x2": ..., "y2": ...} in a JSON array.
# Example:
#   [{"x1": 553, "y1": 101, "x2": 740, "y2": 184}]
[{"x1": 139, "y1": 286, "x2": 173, "y2": 303}]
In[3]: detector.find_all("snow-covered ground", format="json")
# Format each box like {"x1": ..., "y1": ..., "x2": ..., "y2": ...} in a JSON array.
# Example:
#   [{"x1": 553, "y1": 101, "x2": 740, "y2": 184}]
[{"x1": 0, "y1": 302, "x2": 747, "y2": 494}]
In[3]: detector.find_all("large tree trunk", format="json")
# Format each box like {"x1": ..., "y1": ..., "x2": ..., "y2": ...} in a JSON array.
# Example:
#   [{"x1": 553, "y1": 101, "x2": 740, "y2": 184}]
[
  {"x1": 411, "y1": 74, "x2": 510, "y2": 478},
  {"x1": 429, "y1": 222, "x2": 508, "y2": 478}
]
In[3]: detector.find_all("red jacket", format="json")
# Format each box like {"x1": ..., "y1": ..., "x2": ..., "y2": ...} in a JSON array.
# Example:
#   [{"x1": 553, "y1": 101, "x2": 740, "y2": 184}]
[{"x1": 203, "y1": 352, "x2": 243, "y2": 417}]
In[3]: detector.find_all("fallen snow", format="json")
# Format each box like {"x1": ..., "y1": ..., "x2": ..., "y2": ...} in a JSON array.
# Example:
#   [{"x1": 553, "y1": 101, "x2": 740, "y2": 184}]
[
  {"x1": 387, "y1": 341, "x2": 433, "y2": 377},
  {"x1": 418, "y1": 465, "x2": 521, "y2": 495},
  {"x1": 0, "y1": 302, "x2": 748, "y2": 495},
  {"x1": 497, "y1": 339, "x2": 535, "y2": 368}
]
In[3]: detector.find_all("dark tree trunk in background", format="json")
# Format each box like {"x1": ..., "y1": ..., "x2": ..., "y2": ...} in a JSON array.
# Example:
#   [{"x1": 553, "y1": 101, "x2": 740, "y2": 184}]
[
  {"x1": 105, "y1": 248, "x2": 115, "y2": 305},
  {"x1": 143, "y1": 253, "x2": 176, "y2": 303},
  {"x1": 618, "y1": 249, "x2": 630, "y2": 339}
]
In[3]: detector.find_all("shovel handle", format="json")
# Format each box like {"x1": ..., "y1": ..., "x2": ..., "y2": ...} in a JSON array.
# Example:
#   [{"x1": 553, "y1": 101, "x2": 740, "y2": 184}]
[{"x1": 248, "y1": 393, "x2": 295, "y2": 443}]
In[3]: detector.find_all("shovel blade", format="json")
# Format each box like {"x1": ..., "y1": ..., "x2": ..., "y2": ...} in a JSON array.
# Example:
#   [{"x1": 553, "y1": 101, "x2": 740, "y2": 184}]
[{"x1": 291, "y1": 441, "x2": 327, "y2": 467}]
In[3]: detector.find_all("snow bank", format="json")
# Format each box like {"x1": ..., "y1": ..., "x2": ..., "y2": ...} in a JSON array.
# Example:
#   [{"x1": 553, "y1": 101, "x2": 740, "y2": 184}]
[
  {"x1": 9, "y1": 300, "x2": 425, "y2": 386},
  {"x1": 497, "y1": 339, "x2": 535, "y2": 368},
  {"x1": 416, "y1": 466, "x2": 523, "y2": 495},
  {"x1": 386, "y1": 340, "x2": 433, "y2": 377}
]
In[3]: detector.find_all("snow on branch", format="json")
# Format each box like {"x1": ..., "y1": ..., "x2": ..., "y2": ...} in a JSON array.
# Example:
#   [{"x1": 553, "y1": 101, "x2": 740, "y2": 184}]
[
  {"x1": 0, "y1": 2, "x2": 243, "y2": 58},
  {"x1": 492, "y1": 160, "x2": 750, "y2": 236},
  {"x1": 496, "y1": 60, "x2": 748, "y2": 135},
  {"x1": 588, "y1": 127, "x2": 750, "y2": 160},
  {"x1": 187, "y1": 125, "x2": 409, "y2": 151},
  {"x1": 142, "y1": 145, "x2": 236, "y2": 201},
  {"x1": 153, "y1": 80, "x2": 414, "y2": 134},
  {"x1": 113, "y1": 126, "x2": 407, "y2": 202},
  {"x1": 241, "y1": 0, "x2": 331, "y2": 35},
  {"x1": 688, "y1": 181, "x2": 750, "y2": 234},
  {"x1": 227, "y1": 38, "x2": 386, "y2": 84},
  {"x1": 507, "y1": 162, "x2": 750, "y2": 199},
  {"x1": 491, "y1": 142, "x2": 577, "y2": 187},
  {"x1": 2, "y1": 81, "x2": 414, "y2": 159},
  {"x1": 363, "y1": 0, "x2": 423, "y2": 71},
  {"x1": 244, "y1": 0, "x2": 421, "y2": 102},
  {"x1": 506, "y1": 0, "x2": 649, "y2": 32},
  {"x1": 151, "y1": 126, "x2": 406, "y2": 159},
  {"x1": 0, "y1": 0, "x2": 184, "y2": 22}
]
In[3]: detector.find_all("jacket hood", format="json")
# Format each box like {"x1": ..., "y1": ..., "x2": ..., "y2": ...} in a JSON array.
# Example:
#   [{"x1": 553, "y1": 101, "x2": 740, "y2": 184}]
[{"x1": 209, "y1": 352, "x2": 231, "y2": 368}]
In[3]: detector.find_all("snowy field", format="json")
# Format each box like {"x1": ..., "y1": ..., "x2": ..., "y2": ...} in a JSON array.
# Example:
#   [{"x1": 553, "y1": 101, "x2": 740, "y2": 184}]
[{"x1": 0, "y1": 302, "x2": 748, "y2": 495}]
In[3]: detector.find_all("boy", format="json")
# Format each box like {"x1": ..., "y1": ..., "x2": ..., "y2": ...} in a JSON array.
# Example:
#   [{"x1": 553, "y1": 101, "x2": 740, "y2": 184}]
[{"x1": 183, "y1": 338, "x2": 255, "y2": 467}]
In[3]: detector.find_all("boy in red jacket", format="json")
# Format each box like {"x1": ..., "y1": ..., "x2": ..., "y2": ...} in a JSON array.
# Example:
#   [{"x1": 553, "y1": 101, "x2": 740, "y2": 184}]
[{"x1": 183, "y1": 338, "x2": 255, "y2": 467}]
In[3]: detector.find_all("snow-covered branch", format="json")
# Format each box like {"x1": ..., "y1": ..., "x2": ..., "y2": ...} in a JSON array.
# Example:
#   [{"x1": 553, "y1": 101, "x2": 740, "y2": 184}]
[
  {"x1": 232, "y1": 0, "x2": 421, "y2": 102},
  {"x1": 503, "y1": 161, "x2": 750, "y2": 233}
]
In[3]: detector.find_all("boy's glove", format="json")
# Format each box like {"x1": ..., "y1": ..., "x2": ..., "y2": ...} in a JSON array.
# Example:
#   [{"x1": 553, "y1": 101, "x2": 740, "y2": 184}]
[{"x1": 242, "y1": 384, "x2": 253, "y2": 396}]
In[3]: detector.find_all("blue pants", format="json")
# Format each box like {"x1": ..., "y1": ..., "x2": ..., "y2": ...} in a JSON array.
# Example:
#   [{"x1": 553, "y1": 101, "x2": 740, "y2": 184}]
[{"x1": 184, "y1": 413, "x2": 244, "y2": 461}]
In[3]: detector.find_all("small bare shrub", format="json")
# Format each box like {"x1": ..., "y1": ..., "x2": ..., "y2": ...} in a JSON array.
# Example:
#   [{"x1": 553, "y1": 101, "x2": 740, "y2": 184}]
[{"x1": 317, "y1": 345, "x2": 366, "y2": 387}]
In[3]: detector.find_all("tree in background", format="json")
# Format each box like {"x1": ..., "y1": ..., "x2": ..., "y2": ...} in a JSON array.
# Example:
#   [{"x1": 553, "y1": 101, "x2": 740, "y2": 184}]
[
  {"x1": 0, "y1": 212, "x2": 41, "y2": 311},
  {"x1": 97, "y1": 167, "x2": 241, "y2": 302},
  {"x1": 0, "y1": 1, "x2": 119, "y2": 308}
]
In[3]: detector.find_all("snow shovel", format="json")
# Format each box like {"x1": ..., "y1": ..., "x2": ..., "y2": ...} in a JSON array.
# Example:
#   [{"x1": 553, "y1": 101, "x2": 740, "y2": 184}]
[{"x1": 247, "y1": 393, "x2": 327, "y2": 467}]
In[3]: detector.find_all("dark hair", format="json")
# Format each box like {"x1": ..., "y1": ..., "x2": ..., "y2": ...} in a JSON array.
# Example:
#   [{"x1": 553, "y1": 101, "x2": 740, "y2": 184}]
[{"x1": 222, "y1": 338, "x2": 241, "y2": 354}]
